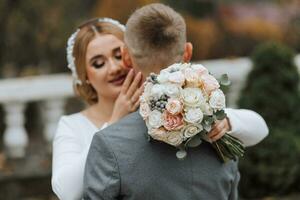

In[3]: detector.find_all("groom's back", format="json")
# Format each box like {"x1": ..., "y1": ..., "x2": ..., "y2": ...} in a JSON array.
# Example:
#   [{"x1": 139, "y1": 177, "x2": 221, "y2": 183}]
[{"x1": 84, "y1": 112, "x2": 239, "y2": 200}]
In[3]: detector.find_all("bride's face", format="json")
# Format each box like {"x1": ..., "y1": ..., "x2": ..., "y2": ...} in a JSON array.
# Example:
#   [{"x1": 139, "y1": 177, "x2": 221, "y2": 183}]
[{"x1": 85, "y1": 34, "x2": 129, "y2": 100}]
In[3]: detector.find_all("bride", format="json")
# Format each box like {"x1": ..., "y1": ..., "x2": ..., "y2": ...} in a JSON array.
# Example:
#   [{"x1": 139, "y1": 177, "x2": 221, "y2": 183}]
[
  {"x1": 51, "y1": 18, "x2": 268, "y2": 200},
  {"x1": 51, "y1": 18, "x2": 143, "y2": 200}
]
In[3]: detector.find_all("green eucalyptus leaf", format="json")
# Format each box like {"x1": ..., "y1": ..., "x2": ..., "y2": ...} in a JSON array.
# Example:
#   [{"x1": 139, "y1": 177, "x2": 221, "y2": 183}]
[
  {"x1": 176, "y1": 150, "x2": 187, "y2": 160},
  {"x1": 203, "y1": 123, "x2": 212, "y2": 132},
  {"x1": 204, "y1": 116, "x2": 214, "y2": 125},
  {"x1": 215, "y1": 110, "x2": 227, "y2": 120},
  {"x1": 186, "y1": 135, "x2": 202, "y2": 148},
  {"x1": 219, "y1": 74, "x2": 231, "y2": 86}
]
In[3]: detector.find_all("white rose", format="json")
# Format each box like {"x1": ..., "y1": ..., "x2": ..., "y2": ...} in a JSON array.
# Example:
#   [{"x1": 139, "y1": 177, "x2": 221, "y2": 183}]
[
  {"x1": 191, "y1": 64, "x2": 208, "y2": 76},
  {"x1": 164, "y1": 83, "x2": 181, "y2": 98},
  {"x1": 150, "y1": 84, "x2": 165, "y2": 99},
  {"x1": 168, "y1": 63, "x2": 182, "y2": 72},
  {"x1": 184, "y1": 107, "x2": 204, "y2": 124},
  {"x1": 149, "y1": 128, "x2": 167, "y2": 142},
  {"x1": 209, "y1": 89, "x2": 226, "y2": 111},
  {"x1": 140, "y1": 102, "x2": 151, "y2": 119},
  {"x1": 183, "y1": 124, "x2": 203, "y2": 138},
  {"x1": 200, "y1": 102, "x2": 213, "y2": 115},
  {"x1": 165, "y1": 131, "x2": 184, "y2": 146},
  {"x1": 181, "y1": 88, "x2": 206, "y2": 107},
  {"x1": 179, "y1": 63, "x2": 191, "y2": 72},
  {"x1": 168, "y1": 71, "x2": 185, "y2": 86},
  {"x1": 141, "y1": 82, "x2": 153, "y2": 101},
  {"x1": 184, "y1": 68, "x2": 199, "y2": 86},
  {"x1": 166, "y1": 98, "x2": 183, "y2": 115},
  {"x1": 157, "y1": 71, "x2": 170, "y2": 83},
  {"x1": 148, "y1": 110, "x2": 163, "y2": 128}
]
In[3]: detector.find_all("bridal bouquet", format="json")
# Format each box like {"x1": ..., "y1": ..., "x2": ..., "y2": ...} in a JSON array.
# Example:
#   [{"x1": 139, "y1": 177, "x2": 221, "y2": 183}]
[{"x1": 139, "y1": 63, "x2": 244, "y2": 162}]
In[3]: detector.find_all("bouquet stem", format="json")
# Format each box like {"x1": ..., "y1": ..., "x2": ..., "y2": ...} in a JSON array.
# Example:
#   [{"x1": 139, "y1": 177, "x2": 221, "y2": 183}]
[{"x1": 212, "y1": 134, "x2": 245, "y2": 163}]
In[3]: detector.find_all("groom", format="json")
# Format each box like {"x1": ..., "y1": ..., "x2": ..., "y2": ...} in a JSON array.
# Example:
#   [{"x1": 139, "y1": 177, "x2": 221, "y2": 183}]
[{"x1": 83, "y1": 3, "x2": 242, "y2": 200}]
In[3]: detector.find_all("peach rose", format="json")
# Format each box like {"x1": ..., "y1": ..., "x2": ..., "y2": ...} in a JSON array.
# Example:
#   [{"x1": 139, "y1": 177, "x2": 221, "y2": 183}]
[
  {"x1": 163, "y1": 111, "x2": 184, "y2": 131},
  {"x1": 191, "y1": 64, "x2": 208, "y2": 76},
  {"x1": 149, "y1": 128, "x2": 168, "y2": 142},
  {"x1": 139, "y1": 102, "x2": 151, "y2": 119},
  {"x1": 166, "y1": 98, "x2": 183, "y2": 115},
  {"x1": 201, "y1": 74, "x2": 220, "y2": 95},
  {"x1": 184, "y1": 68, "x2": 199, "y2": 87},
  {"x1": 165, "y1": 131, "x2": 184, "y2": 146}
]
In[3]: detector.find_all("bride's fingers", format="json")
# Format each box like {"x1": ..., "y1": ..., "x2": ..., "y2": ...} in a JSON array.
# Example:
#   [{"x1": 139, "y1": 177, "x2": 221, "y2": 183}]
[
  {"x1": 131, "y1": 85, "x2": 144, "y2": 104},
  {"x1": 132, "y1": 99, "x2": 140, "y2": 111},
  {"x1": 121, "y1": 69, "x2": 134, "y2": 94},
  {"x1": 126, "y1": 72, "x2": 142, "y2": 97}
]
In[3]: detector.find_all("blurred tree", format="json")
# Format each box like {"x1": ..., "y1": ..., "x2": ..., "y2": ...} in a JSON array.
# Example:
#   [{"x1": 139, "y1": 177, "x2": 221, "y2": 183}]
[
  {"x1": 239, "y1": 42, "x2": 299, "y2": 128},
  {"x1": 93, "y1": 0, "x2": 159, "y2": 25},
  {"x1": 164, "y1": 0, "x2": 217, "y2": 18},
  {"x1": 185, "y1": 16, "x2": 221, "y2": 59},
  {"x1": 0, "y1": 0, "x2": 96, "y2": 77},
  {"x1": 238, "y1": 42, "x2": 300, "y2": 198}
]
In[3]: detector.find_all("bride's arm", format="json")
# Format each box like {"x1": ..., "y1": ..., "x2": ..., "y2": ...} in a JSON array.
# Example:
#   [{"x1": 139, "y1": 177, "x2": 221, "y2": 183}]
[
  {"x1": 225, "y1": 108, "x2": 269, "y2": 147},
  {"x1": 51, "y1": 117, "x2": 91, "y2": 200}
]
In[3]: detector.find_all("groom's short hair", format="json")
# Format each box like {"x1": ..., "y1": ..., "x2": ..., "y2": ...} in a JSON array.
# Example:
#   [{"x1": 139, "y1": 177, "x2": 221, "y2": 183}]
[{"x1": 125, "y1": 3, "x2": 186, "y2": 68}]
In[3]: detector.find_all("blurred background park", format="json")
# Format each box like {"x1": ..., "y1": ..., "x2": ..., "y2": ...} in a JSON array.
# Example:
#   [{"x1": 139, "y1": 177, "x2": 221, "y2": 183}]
[{"x1": 0, "y1": 0, "x2": 300, "y2": 199}]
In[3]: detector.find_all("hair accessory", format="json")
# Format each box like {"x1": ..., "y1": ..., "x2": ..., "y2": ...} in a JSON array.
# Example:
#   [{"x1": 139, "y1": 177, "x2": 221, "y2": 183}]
[{"x1": 66, "y1": 18, "x2": 125, "y2": 85}]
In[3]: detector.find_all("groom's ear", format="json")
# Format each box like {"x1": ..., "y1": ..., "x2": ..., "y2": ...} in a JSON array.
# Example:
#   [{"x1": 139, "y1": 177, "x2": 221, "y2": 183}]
[
  {"x1": 183, "y1": 42, "x2": 193, "y2": 63},
  {"x1": 121, "y1": 46, "x2": 133, "y2": 69}
]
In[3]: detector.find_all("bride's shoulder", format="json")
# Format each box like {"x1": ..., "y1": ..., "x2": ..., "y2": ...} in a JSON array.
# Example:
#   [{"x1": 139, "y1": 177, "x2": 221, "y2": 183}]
[
  {"x1": 59, "y1": 112, "x2": 83, "y2": 123},
  {"x1": 57, "y1": 112, "x2": 88, "y2": 130}
]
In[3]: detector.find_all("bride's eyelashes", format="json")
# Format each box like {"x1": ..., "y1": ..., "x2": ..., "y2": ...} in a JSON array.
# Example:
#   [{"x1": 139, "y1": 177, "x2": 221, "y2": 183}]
[
  {"x1": 113, "y1": 47, "x2": 122, "y2": 60},
  {"x1": 92, "y1": 60, "x2": 105, "y2": 69},
  {"x1": 114, "y1": 53, "x2": 122, "y2": 60},
  {"x1": 90, "y1": 55, "x2": 105, "y2": 69},
  {"x1": 91, "y1": 57, "x2": 105, "y2": 69}
]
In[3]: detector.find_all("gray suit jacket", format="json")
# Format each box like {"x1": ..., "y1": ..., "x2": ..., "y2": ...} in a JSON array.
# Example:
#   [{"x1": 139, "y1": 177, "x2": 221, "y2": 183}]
[{"x1": 83, "y1": 111, "x2": 240, "y2": 200}]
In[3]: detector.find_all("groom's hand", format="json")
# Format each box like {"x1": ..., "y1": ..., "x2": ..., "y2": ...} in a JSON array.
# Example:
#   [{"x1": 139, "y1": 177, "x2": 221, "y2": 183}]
[{"x1": 207, "y1": 118, "x2": 231, "y2": 142}]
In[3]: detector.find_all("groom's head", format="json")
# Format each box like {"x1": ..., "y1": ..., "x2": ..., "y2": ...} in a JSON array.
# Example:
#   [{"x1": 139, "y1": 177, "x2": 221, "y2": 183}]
[{"x1": 122, "y1": 3, "x2": 193, "y2": 76}]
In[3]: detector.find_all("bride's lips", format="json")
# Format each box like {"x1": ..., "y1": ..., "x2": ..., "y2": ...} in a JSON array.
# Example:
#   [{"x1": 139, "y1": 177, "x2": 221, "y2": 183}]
[{"x1": 109, "y1": 74, "x2": 127, "y2": 86}]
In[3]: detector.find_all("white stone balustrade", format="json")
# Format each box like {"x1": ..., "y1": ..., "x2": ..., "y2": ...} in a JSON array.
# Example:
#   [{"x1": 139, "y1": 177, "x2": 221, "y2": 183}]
[
  {"x1": 0, "y1": 74, "x2": 74, "y2": 158},
  {"x1": 0, "y1": 55, "x2": 299, "y2": 158}
]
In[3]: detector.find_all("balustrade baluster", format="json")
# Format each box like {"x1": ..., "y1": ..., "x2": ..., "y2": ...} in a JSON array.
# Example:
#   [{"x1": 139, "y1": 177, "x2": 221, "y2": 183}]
[{"x1": 3, "y1": 102, "x2": 28, "y2": 158}]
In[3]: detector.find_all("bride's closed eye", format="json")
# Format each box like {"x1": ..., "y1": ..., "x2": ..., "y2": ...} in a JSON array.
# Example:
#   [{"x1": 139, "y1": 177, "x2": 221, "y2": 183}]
[
  {"x1": 90, "y1": 56, "x2": 105, "y2": 69},
  {"x1": 92, "y1": 60, "x2": 105, "y2": 69},
  {"x1": 114, "y1": 48, "x2": 122, "y2": 60}
]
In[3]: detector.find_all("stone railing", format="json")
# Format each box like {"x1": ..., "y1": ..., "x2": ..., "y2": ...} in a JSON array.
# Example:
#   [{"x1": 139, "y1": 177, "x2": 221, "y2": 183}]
[
  {"x1": 0, "y1": 55, "x2": 299, "y2": 158},
  {"x1": 0, "y1": 74, "x2": 74, "y2": 158}
]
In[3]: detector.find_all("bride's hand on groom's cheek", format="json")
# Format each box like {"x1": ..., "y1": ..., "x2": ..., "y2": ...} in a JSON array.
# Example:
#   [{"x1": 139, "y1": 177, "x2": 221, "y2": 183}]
[
  {"x1": 207, "y1": 118, "x2": 231, "y2": 142},
  {"x1": 109, "y1": 69, "x2": 144, "y2": 124}
]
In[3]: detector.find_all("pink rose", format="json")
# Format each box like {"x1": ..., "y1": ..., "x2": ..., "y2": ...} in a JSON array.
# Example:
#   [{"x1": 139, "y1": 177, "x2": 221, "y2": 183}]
[
  {"x1": 201, "y1": 74, "x2": 220, "y2": 95},
  {"x1": 163, "y1": 111, "x2": 184, "y2": 131},
  {"x1": 166, "y1": 98, "x2": 183, "y2": 115}
]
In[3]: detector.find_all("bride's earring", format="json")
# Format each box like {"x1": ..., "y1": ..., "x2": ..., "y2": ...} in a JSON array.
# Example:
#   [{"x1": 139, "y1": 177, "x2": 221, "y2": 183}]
[{"x1": 86, "y1": 79, "x2": 90, "y2": 85}]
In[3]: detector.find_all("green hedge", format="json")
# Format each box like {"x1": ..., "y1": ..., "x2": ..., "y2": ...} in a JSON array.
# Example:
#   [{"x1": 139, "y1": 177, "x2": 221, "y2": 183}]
[{"x1": 238, "y1": 42, "x2": 300, "y2": 198}]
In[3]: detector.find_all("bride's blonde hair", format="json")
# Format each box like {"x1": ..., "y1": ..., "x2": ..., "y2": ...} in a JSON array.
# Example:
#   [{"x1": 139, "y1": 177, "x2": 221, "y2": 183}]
[{"x1": 72, "y1": 19, "x2": 124, "y2": 105}]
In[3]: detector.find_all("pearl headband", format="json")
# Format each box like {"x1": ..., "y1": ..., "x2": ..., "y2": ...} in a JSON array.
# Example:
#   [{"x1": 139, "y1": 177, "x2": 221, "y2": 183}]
[{"x1": 66, "y1": 18, "x2": 126, "y2": 85}]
